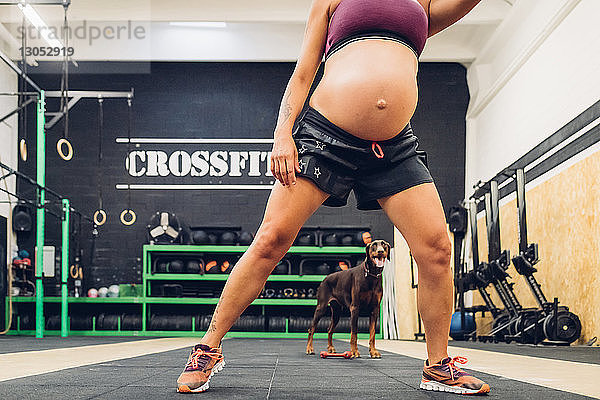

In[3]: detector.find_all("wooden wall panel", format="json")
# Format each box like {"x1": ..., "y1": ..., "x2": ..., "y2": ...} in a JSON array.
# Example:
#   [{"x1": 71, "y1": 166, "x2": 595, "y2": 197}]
[{"x1": 473, "y1": 150, "x2": 600, "y2": 343}]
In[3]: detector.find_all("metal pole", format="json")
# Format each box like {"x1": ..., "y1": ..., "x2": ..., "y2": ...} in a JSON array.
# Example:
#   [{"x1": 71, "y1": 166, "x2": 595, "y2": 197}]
[
  {"x1": 35, "y1": 90, "x2": 46, "y2": 338},
  {"x1": 61, "y1": 198, "x2": 70, "y2": 337},
  {"x1": 515, "y1": 169, "x2": 528, "y2": 254}
]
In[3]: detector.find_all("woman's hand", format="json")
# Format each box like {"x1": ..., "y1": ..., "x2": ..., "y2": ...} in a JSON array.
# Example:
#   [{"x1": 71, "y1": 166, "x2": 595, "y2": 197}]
[{"x1": 270, "y1": 133, "x2": 301, "y2": 187}]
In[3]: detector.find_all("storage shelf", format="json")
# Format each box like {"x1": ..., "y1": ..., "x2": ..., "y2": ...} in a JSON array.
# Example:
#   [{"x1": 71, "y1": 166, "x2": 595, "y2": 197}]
[
  {"x1": 145, "y1": 297, "x2": 317, "y2": 305},
  {"x1": 8, "y1": 243, "x2": 380, "y2": 339},
  {"x1": 9, "y1": 296, "x2": 316, "y2": 305},
  {"x1": 9, "y1": 296, "x2": 143, "y2": 304},
  {"x1": 145, "y1": 274, "x2": 328, "y2": 282},
  {"x1": 144, "y1": 244, "x2": 366, "y2": 254},
  {"x1": 6, "y1": 330, "x2": 371, "y2": 339}
]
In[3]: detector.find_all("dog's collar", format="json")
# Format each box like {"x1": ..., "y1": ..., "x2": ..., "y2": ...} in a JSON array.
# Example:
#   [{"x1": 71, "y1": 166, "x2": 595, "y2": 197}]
[{"x1": 364, "y1": 260, "x2": 384, "y2": 278}]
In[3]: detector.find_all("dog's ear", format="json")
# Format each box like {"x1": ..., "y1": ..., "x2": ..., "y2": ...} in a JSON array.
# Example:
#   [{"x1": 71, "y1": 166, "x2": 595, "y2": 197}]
[
  {"x1": 386, "y1": 242, "x2": 391, "y2": 261},
  {"x1": 365, "y1": 242, "x2": 372, "y2": 259}
]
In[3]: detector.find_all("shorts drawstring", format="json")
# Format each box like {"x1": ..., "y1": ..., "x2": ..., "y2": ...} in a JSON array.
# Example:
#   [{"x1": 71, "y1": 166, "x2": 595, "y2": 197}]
[{"x1": 371, "y1": 142, "x2": 384, "y2": 159}]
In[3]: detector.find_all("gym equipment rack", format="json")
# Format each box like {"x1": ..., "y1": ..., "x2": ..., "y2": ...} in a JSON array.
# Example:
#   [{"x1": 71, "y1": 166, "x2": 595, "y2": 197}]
[{"x1": 5, "y1": 245, "x2": 383, "y2": 339}]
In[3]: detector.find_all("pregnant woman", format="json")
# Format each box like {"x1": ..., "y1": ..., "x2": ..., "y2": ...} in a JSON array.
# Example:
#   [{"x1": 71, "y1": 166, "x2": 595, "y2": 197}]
[{"x1": 177, "y1": 0, "x2": 489, "y2": 395}]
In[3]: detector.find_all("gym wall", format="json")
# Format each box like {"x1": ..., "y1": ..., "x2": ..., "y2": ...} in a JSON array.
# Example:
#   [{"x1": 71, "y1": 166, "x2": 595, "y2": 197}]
[
  {"x1": 0, "y1": 61, "x2": 17, "y2": 223},
  {"x1": 17, "y1": 61, "x2": 468, "y2": 286},
  {"x1": 465, "y1": 0, "x2": 600, "y2": 343}
]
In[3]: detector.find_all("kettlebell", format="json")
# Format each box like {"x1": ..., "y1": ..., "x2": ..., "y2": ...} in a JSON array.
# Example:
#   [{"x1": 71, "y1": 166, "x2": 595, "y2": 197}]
[{"x1": 323, "y1": 233, "x2": 339, "y2": 246}]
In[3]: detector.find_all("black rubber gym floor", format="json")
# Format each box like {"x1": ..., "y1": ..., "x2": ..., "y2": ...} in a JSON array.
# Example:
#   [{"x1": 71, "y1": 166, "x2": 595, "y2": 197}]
[
  {"x1": 0, "y1": 338, "x2": 596, "y2": 399},
  {"x1": 448, "y1": 340, "x2": 600, "y2": 365},
  {"x1": 0, "y1": 335, "x2": 152, "y2": 354}
]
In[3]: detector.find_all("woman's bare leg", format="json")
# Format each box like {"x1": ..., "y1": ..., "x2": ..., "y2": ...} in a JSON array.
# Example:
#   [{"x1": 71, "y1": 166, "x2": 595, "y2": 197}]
[
  {"x1": 378, "y1": 183, "x2": 453, "y2": 364},
  {"x1": 200, "y1": 178, "x2": 329, "y2": 348}
]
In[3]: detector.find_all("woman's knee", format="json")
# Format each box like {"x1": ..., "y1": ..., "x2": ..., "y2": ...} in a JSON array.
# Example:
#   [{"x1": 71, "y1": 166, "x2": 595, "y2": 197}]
[
  {"x1": 251, "y1": 223, "x2": 295, "y2": 261},
  {"x1": 412, "y1": 232, "x2": 452, "y2": 276}
]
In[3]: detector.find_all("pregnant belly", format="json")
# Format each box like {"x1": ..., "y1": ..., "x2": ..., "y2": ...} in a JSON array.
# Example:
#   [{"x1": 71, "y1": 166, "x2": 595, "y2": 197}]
[{"x1": 309, "y1": 40, "x2": 419, "y2": 141}]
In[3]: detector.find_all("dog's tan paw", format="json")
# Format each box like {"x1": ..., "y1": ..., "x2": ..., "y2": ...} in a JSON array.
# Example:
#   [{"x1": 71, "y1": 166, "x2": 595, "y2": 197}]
[
  {"x1": 327, "y1": 346, "x2": 336, "y2": 354},
  {"x1": 370, "y1": 350, "x2": 381, "y2": 358},
  {"x1": 306, "y1": 348, "x2": 315, "y2": 355},
  {"x1": 350, "y1": 350, "x2": 361, "y2": 358}
]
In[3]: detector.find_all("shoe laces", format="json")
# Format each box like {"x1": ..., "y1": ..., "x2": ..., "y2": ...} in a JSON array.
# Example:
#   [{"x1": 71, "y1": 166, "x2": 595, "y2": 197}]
[
  {"x1": 185, "y1": 346, "x2": 223, "y2": 371},
  {"x1": 445, "y1": 356, "x2": 468, "y2": 381}
]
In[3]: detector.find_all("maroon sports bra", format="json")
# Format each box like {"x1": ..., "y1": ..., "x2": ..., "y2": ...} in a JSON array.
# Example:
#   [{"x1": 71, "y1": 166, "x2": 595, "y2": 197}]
[{"x1": 325, "y1": 0, "x2": 429, "y2": 60}]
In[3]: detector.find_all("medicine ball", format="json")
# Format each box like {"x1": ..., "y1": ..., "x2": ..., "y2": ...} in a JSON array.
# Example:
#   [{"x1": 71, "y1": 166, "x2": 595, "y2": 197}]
[
  {"x1": 323, "y1": 233, "x2": 339, "y2": 246},
  {"x1": 273, "y1": 260, "x2": 290, "y2": 275},
  {"x1": 185, "y1": 260, "x2": 202, "y2": 274},
  {"x1": 449, "y1": 311, "x2": 476, "y2": 340},
  {"x1": 155, "y1": 261, "x2": 168, "y2": 273},
  {"x1": 12, "y1": 204, "x2": 32, "y2": 232},
  {"x1": 219, "y1": 231, "x2": 237, "y2": 245},
  {"x1": 108, "y1": 284, "x2": 120, "y2": 298},
  {"x1": 208, "y1": 233, "x2": 218, "y2": 245},
  {"x1": 205, "y1": 260, "x2": 219, "y2": 274},
  {"x1": 355, "y1": 231, "x2": 372, "y2": 246},
  {"x1": 316, "y1": 263, "x2": 330, "y2": 275},
  {"x1": 341, "y1": 235, "x2": 354, "y2": 246},
  {"x1": 221, "y1": 260, "x2": 233, "y2": 273},
  {"x1": 238, "y1": 231, "x2": 254, "y2": 245},
  {"x1": 297, "y1": 233, "x2": 314, "y2": 246},
  {"x1": 192, "y1": 230, "x2": 210, "y2": 245},
  {"x1": 169, "y1": 259, "x2": 184, "y2": 273}
]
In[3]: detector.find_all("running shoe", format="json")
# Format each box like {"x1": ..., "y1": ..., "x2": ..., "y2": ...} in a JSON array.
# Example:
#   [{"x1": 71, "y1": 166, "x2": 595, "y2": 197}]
[
  {"x1": 420, "y1": 356, "x2": 490, "y2": 395},
  {"x1": 176, "y1": 344, "x2": 225, "y2": 393}
]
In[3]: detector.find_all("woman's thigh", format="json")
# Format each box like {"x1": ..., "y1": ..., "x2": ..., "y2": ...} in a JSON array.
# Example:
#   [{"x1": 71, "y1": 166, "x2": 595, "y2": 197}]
[
  {"x1": 377, "y1": 182, "x2": 451, "y2": 264},
  {"x1": 254, "y1": 177, "x2": 330, "y2": 248}
]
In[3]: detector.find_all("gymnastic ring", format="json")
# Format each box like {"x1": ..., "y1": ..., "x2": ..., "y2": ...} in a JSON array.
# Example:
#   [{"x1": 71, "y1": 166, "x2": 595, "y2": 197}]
[
  {"x1": 19, "y1": 139, "x2": 27, "y2": 162},
  {"x1": 93, "y1": 210, "x2": 107, "y2": 226},
  {"x1": 120, "y1": 209, "x2": 136, "y2": 226},
  {"x1": 57, "y1": 138, "x2": 73, "y2": 161}
]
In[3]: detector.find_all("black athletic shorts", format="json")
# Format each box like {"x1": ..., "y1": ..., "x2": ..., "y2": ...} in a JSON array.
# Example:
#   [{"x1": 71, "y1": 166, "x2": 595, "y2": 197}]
[{"x1": 292, "y1": 106, "x2": 434, "y2": 211}]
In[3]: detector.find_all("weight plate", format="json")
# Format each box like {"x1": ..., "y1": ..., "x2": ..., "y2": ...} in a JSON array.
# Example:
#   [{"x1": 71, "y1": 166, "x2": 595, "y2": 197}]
[{"x1": 543, "y1": 311, "x2": 582, "y2": 344}]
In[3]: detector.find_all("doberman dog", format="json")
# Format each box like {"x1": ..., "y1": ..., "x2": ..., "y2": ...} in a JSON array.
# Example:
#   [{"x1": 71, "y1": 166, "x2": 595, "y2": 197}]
[{"x1": 306, "y1": 239, "x2": 390, "y2": 358}]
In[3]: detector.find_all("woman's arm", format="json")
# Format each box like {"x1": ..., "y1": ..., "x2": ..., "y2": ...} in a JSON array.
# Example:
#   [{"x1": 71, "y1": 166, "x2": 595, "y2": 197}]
[
  {"x1": 271, "y1": 0, "x2": 331, "y2": 186},
  {"x1": 427, "y1": 0, "x2": 482, "y2": 37}
]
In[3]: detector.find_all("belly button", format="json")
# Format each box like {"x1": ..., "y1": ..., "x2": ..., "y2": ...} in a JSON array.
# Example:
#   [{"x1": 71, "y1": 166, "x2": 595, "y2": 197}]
[{"x1": 377, "y1": 99, "x2": 387, "y2": 109}]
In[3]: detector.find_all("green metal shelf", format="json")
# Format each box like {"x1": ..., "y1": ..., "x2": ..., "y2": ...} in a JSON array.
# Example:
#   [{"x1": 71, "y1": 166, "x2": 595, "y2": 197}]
[
  {"x1": 145, "y1": 274, "x2": 328, "y2": 282},
  {"x1": 6, "y1": 330, "x2": 371, "y2": 339},
  {"x1": 145, "y1": 297, "x2": 317, "y2": 306},
  {"x1": 9, "y1": 296, "x2": 316, "y2": 306},
  {"x1": 144, "y1": 244, "x2": 366, "y2": 254},
  {"x1": 9, "y1": 296, "x2": 143, "y2": 304}
]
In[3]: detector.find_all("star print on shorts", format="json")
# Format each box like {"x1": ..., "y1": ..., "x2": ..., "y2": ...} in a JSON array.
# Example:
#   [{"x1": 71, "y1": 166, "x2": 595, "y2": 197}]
[
  {"x1": 298, "y1": 159, "x2": 307, "y2": 170},
  {"x1": 299, "y1": 144, "x2": 308, "y2": 154},
  {"x1": 313, "y1": 167, "x2": 321, "y2": 178},
  {"x1": 315, "y1": 141, "x2": 326, "y2": 150}
]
